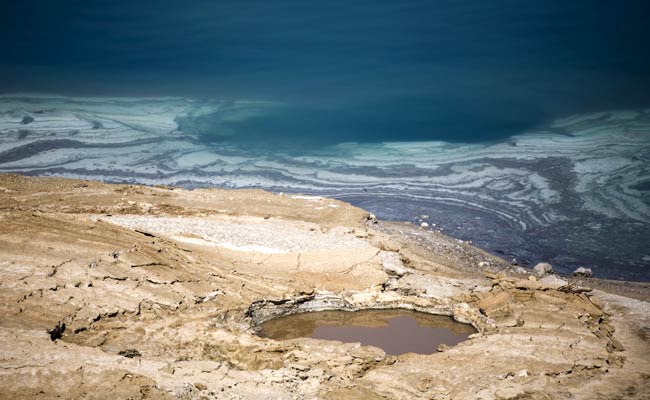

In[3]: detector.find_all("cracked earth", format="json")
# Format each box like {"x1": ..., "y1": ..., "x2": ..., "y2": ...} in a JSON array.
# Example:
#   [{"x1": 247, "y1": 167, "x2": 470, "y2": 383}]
[{"x1": 0, "y1": 174, "x2": 649, "y2": 399}]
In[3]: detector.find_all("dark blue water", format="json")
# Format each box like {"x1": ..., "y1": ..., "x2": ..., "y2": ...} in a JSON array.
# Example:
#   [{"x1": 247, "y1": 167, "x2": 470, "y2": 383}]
[
  {"x1": 342, "y1": 195, "x2": 650, "y2": 282},
  {"x1": 2, "y1": 1, "x2": 650, "y2": 143}
]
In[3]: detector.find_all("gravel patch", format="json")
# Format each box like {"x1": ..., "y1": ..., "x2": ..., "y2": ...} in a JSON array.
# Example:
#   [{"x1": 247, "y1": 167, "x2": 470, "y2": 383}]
[{"x1": 102, "y1": 215, "x2": 371, "y2": 253}]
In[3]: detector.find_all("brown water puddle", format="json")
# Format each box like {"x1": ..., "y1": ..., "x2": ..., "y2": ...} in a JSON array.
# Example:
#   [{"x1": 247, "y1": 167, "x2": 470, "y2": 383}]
[{"x1": 258, "y1": 309, "x2": 476, "y2": 355}]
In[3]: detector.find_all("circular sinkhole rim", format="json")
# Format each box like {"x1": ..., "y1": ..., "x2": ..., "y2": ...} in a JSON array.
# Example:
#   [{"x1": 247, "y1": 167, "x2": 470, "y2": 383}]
[
  {"x1": 254, "y1": 307, "x2": 478, "y2": 355},
  {"x1": 245, "y1": 293, "x2": 482, "y2": 355}
]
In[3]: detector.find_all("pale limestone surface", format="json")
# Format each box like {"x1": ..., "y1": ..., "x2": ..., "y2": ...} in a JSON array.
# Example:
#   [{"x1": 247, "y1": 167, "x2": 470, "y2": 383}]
[{"x1": 0, "y1": 174, "x2": 649, "y2": 399}]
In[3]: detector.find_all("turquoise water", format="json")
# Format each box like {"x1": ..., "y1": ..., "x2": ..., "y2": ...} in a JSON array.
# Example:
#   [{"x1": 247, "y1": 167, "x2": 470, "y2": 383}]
[{"x1": 1, "y1": 96, "x2": 649, "y2": 280}]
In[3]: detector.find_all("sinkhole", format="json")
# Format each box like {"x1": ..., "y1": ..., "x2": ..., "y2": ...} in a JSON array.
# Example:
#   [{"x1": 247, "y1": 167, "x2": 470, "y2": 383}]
[{"x1": 257, "y1": 309, "x2": 476, "y2": 355}]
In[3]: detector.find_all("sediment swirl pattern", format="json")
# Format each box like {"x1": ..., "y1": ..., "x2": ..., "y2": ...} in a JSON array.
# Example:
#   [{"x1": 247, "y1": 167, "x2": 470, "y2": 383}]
[{"x1": 1, "y1": 96, "x2": 649, "y2": 279}]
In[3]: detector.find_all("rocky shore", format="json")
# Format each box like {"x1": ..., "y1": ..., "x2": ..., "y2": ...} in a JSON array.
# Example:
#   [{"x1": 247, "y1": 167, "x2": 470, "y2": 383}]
[{"x1": 1, "y1": 174, "x2": 648, "y2": 399}]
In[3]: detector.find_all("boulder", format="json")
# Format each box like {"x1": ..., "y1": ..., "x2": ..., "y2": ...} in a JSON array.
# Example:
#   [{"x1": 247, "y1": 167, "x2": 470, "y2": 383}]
[
  {"x1": 539, "y1": 275, "x2": 568, "y2": 289},
  {"x1": 476, "y1": 291, "x2": 513, "y2": 318},
  {"x1": 573, "y1": 267, "x2": 593, "y2": 277},
  {"x1": 380, "y1": 251, "x2": 408, "y2": 276},
  {"x1": 533, "y1": 262, "x2": 553, "y2": 276}
]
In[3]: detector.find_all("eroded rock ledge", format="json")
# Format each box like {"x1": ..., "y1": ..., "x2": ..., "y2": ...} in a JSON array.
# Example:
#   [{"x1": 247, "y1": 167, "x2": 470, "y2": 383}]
[{"x1": 0, "y1": 174, "x2": 649, "y2": 399}]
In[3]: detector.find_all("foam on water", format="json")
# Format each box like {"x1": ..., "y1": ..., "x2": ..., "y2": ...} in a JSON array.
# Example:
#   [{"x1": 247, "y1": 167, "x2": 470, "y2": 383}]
[{"x1": 1, "y1": 95, "x2": 649, "y2": 280}]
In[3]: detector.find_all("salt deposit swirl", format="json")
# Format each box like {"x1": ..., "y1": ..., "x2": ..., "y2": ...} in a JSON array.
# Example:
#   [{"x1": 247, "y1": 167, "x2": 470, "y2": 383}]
[{"x1": 1, "y1": 95, "x2": 649, "y2": 280}]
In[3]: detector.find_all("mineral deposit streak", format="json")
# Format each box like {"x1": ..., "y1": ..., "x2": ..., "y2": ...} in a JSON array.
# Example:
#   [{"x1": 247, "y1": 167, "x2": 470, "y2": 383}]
[{"x1": 1, "y1": 96, "x2": 649, "y2": 279}]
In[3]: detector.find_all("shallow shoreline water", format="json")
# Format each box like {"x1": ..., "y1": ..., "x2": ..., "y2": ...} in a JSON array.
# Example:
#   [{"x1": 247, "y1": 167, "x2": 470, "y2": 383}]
[{"x1": 1, "y1": 96, "x2": 649, "y2": 280}]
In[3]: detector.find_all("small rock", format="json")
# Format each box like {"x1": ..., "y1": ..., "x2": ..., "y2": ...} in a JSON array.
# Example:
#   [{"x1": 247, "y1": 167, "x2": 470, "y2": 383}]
[
  {"x1": 47, "y1": 321, "x2": 65, "y2": 341},
  {"x1": 499, "y1": 371, "x2": 515, "y2": 380},
  {"x1": 202, "y1": 290, "x2": 222, "y2": 302},
  {"x1": 89, "y1": 262, "x2": 97, "y2": 268},
  {"x1": 288, "y1": 363, "x2": 310, "y2": 372},
  {"x1": 533, "y1": 262, "x2": 553, "y2": 276},
  {"x1": 476, "y1": 291, "x2": 513, "y2": 318},
  {"x1": 510, "y1": 258, "x2": 518, "y2": 266},
  {"x1": 380, "y1": 251, "x2": 408, "y2": 276},
  {"x1": 118, "y1": 349, "x2": 141, "y2": 358},
  {"x1": 420, "y1": 222, "x2": 429, "y2": 228},
  {"x1": 416, "y1": 377, "x2": 433, "y2": 392},
  {"x1": 573, "y1": 267, "x2": 593, "y2": 277},
  {"x1": 539, "y1": 275, "x2": 568, "y2": 288},
  {"x1": 516, "y1": 267, "x2": 528, "y2": 275},
  {"x1": 528, "y1": 275, "x2": 537, "y2": 281},
  {"x1": 194, "y1": 383, "x2": 207, "y2": 391},
  {"x1": 436, "y1": 344, "x2": 449, "y2": 352}
]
